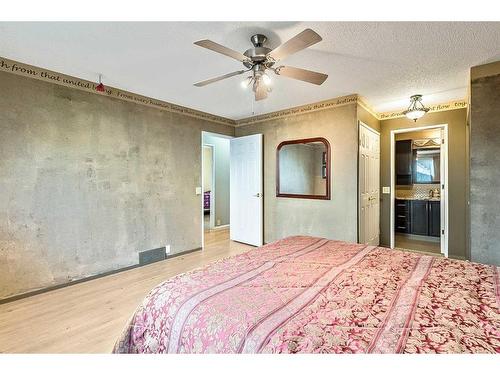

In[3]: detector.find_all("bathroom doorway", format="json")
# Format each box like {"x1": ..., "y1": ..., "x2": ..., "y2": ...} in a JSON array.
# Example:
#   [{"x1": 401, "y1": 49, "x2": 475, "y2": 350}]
[{"x1": 390, "y1": 124, "x2": 448, "y2": 257}]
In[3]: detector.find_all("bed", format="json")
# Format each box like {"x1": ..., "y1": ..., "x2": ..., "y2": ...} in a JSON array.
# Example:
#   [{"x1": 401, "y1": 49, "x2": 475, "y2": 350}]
[{"x1": 113, "y1": 236, "x2": 500, "y2": 354}]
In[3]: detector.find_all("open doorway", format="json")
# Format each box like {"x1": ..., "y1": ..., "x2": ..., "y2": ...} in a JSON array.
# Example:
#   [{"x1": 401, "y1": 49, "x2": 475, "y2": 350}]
[
  {"x1": 201, "y1": 132, "x2": 232, "y2": 247},
  {"x1": 202, "y1": 144, "x2": 215, "y2": 231},
  {"x1": 390, "y1": 124, "x2": 448, "y2": 257}
]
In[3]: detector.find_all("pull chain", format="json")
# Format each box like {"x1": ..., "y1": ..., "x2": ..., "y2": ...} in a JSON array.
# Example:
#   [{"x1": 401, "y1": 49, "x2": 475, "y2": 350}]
[{"x1": 251, "y1": 93, "x2": 254, "y2": 116}]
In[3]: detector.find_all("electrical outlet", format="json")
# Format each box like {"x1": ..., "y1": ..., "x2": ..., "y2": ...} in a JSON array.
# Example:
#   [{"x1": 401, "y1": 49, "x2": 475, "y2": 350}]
[
  {"x1": 165, "y1": 245, "x2": 171, "y2": 255},
  {"x1": 382, "y1": 187, "x2": 391, "y2": 194},
  {"x1": 195, "y1": 187, "x2": 202, "y2": 195},
  {"x1": 216, "y1": 219, "x2": 221, "y2": 226}
]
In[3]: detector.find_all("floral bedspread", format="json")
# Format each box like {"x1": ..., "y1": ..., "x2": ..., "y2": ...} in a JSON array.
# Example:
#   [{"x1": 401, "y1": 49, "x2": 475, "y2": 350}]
[{"x1": 113, "y1": 236, "x2": 500, "y2": 353}]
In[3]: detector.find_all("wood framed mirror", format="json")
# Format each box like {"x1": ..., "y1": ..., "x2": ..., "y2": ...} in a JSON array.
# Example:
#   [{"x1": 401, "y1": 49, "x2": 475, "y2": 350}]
[{"x1": 276, "y1": 137, "x2": 331, "y2": 200}]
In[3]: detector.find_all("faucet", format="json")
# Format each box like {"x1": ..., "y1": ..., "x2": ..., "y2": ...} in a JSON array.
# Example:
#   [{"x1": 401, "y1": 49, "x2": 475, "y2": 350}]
[{"x1": 429, "y1": 188, "x2": 440, "y2": 199}]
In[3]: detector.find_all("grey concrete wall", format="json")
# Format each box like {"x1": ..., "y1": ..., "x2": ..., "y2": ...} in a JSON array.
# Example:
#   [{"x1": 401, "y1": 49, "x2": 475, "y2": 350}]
[
  {"x1": 236, "y1": 104, "x2": 358, "y2": 244},
  {"x1": 470, "y1": 72, "x2": 500, "y2": 266},
  {"x1": 202, "y1": 133, "x2": 230, "y2": 226},
  {"x1": 379, "y1": 109, "x2": 468, "y2": 260},
  {"x1": 0, "y1": 71, "x2": 234, "y2": 299}
]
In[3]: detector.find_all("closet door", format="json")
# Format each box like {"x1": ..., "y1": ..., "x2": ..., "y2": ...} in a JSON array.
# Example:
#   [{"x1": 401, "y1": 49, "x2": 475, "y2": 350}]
[{"x1": 359, "y1": 123, "x2": 380, "y2": 245}]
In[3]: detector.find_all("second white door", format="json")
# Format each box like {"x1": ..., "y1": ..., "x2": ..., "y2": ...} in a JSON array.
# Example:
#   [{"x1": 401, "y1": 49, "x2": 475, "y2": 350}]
[{"x1": 359, "y1": 122, "x2": 380, "y2": 245}]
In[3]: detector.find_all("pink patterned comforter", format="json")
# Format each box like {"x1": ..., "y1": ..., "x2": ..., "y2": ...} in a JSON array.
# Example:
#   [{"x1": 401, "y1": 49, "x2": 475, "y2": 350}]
[{"x1": 113, "y1": 236, "x2": 500, "y2": 353}]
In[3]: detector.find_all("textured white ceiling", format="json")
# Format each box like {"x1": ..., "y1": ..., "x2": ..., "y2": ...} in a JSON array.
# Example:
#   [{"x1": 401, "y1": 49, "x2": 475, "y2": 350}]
[{"x1": 0, "y1": 22, "x2": 499, "y2": 119}]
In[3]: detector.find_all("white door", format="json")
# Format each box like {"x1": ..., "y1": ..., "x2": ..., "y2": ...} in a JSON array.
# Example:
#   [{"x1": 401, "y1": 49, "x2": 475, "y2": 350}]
[
  {"x1": 439, "y1": 127, "x2": 448, "y2": 256},
  {"x1": 230, "y1": 134, "x2": 263, "y2": 246},
  {"x1": 359, "y1": 123, "x2": 380, "y2": 245}
]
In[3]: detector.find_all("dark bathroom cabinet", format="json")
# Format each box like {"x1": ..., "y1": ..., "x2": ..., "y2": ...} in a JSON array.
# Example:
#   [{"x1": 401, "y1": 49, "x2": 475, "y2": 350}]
[
  {"x1": 395, "y1": 140, "x2": 413, "y2": 185},
  {"x1": 395, "y1": 199, "x2": 411, "y2": 233},
  {"x1": 410, "y1": 200, "x2": 429, "y2": 236},
  {"x1": 428, "y1": 201, "x2": 441, "y2": 237},
  {"x1": 395, "y1": 199, "x2": 441, "y2": 237}
]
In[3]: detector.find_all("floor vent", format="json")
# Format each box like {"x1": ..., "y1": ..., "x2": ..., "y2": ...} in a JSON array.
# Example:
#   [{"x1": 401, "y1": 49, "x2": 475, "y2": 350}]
[{"x1": 139, "y1": 247, "x2": 166, "y2": 265}]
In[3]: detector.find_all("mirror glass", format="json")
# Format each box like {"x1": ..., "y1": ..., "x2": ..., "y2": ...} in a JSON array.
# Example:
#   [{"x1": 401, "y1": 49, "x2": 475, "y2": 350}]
[
  {"x1": 277, "y1": 138, "x2": 330, "y2": 199},
  {"x1": 413, "y1": 148, "x2": 440, "y2": 183}
]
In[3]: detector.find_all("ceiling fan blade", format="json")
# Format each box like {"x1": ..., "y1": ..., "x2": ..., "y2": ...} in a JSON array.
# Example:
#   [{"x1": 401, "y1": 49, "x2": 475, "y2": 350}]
[
  {"x1": 194, "y1": 39, "x2": 249, "y2": 62},
  {"x1": 255, "y1": 82, "x2": 268, "y2": 101},
  {"x1": 194, "y1": 70, "x2": 247, "y2": 87},
  {"x1": 267, "y1": 29, "x2": 322, "y2": 62},
  {"x1": 276, "y1": 66, "x2": 328, "y2": 85}
]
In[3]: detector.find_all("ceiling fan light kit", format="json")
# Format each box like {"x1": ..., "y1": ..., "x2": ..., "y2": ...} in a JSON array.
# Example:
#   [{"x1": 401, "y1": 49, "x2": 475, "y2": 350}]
[
  {"x1": 193, "y1": 29, "x2": 329, "y2": 101},
  {"x1": 262, "y1": 73, "x2": 271, "y2": 85}
]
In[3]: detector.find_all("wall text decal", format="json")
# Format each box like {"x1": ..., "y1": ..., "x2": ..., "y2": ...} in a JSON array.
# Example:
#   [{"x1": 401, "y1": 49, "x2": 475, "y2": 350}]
[
  {"x1": 378, "y1": 100, "x2": 468, "y2": 120},
  {"x1": 235, "y1": 94, "x2": 359, "y2": 126},
  {"x1": 0, "y1": 56, "x2": 468, "y2": 126},
  {"x1": 0, "y1": 57, "x2": 235, "y2": 126}
]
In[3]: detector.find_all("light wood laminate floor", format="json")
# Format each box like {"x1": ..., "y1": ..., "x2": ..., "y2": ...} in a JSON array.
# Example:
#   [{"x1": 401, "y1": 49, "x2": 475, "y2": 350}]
[
  {"x1": 0, "y1": 229, "x2": 252, "y2": 353},
  {"x1": 395, "y1": 233, "x2": 442, "y2": 255}
]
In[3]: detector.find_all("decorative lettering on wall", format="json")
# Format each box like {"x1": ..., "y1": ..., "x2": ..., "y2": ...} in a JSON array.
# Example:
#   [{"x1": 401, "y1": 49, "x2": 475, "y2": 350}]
[
  {"x1": 0, "y1": 57, "x2": 234, "y2": 126},
  {"x1": 235, "y1": 94, "x2": 359, "y2": 126},
  {"x1": 378, "y1": 100, "x2": 468, "y2": 120},
  {"x1": 0, "y1": 56, "x2": 468, "y2": 126}
]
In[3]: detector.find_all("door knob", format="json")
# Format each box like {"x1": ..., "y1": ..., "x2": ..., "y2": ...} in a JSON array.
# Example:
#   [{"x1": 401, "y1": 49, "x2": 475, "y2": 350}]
[{"x1": 253, "y1": 193, "x2": 262, "y2": 197}]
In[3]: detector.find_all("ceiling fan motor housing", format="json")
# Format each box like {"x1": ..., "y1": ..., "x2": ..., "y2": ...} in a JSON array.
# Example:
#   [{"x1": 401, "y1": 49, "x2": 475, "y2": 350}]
[
  {"x1": 250, "y1": 34, "x2": 267, "y2": 47},
  {"x1": 243, "y1": 34, "x2": 273, "y2": 68}
]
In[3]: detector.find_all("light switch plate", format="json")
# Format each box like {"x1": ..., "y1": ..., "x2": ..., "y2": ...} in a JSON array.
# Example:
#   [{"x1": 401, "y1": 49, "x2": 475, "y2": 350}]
[
  {"x1": 195, "y1": 187, "x2": 202, "y2": 195},
  {"x1": 383, "y1": 187, "x2": 391, "y2": 194}
]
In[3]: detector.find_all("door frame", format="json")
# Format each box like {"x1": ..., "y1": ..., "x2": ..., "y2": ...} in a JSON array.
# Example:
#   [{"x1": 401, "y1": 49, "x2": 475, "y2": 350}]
[
  {"x1": 389, "y1": 124, "x2": 449, "y2": 257},
  {"x1": 201, "y1": 131, "x2": 233, "y2": 249},
  {"x1": 358, "y1": 121, "x2": 381, "y2": 244},
  {"x1": 202, "y1": 144, "x2": 216, "y2": 231}
]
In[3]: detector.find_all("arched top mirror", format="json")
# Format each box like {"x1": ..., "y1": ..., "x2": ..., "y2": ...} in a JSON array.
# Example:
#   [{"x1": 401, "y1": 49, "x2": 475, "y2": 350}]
[{"x1": 276, "y1": 137, "x2": 331, "y2": 200}]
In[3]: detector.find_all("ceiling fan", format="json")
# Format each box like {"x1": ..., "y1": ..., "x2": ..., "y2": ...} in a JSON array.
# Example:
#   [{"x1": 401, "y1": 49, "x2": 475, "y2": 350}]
[{"x1": 193, "y1": 29, "x2": 328, "y2": 101}]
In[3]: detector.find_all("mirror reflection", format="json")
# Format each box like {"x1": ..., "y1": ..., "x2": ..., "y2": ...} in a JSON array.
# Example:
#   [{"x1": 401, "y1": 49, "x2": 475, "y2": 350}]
[
  {"x1": 413, "y1": 148, "x2": 440, "y2": 184},
  {"x1": 277, "y1": 138, "x2": 330, "y2": 199}
]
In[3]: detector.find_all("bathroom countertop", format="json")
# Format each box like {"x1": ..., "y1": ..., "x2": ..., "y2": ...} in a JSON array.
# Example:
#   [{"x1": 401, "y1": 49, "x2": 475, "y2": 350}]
[{"x1": 395, "y1": 196, "x2": 441, "y2": 201}]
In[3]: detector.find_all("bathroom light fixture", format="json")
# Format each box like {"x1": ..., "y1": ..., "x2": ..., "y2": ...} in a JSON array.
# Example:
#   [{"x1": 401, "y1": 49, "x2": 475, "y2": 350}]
[
  {"x1": 403, "y1": 94, "x2": 429, "y2": 122},
  {"x1": 95, "y1": 74, "x2": 105, "y2": 92}
]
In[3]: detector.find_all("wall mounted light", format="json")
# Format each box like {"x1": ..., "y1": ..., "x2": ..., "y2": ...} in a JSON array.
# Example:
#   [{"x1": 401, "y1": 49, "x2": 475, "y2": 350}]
[
  {"x1": 95, "y1": 74, "x2": 105, "y2": 92},
  {"x1": 403, "y1": 94, "x2": 429, "y2": 122}
]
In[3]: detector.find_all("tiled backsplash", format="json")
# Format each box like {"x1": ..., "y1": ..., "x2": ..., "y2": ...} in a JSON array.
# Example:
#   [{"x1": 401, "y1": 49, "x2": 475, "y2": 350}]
[{"x1": 396, "y1": 184, "x2": 441, "y2": 199}]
